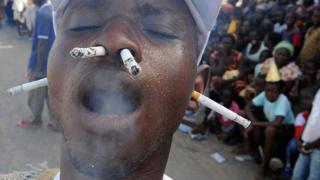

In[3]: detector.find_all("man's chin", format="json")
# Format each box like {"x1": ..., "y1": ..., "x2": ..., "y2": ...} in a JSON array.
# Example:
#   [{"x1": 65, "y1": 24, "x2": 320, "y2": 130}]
[{"x1": 63, "y1": 136, "x2": 156, "y2": 180}]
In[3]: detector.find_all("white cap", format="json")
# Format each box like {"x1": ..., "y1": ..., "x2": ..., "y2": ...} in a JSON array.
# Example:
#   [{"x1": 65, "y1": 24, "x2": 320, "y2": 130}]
[{"x1": 52, "y1": 0, "x2": 222, "y2": 64}]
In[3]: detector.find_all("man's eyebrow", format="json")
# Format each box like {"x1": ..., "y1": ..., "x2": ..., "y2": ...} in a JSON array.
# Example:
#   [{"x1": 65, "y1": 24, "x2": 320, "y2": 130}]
[{"x1": 136, "y1": 3, "x2": 176, "y2": 16}]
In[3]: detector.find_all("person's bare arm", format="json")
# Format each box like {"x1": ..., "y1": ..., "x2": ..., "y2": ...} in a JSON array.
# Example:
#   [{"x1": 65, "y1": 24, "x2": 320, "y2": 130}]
[
  {"x1": 304, "y1": 138, "x2": 320, "y2": 150},
  {"x1": 244, "y1": 102, "x2": 259, "y2": 122},
  {"x1": 253, "y1": 116, "x2": 284, "y2": 128},
  {"x1": 245, "y1": 102, "x2": 284, "y2": 128}
]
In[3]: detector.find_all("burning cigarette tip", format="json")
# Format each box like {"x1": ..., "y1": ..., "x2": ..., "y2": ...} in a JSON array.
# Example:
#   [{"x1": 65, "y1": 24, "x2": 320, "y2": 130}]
[
  {"x1": 7, "y1": 78, "x2": 48, "y2": 96},
  {"x1": 120, "y1": 49, "x2": 142, "y2": 76}
]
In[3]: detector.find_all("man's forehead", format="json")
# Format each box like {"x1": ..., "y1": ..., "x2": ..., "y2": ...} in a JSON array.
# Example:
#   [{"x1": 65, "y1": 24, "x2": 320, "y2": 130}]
[{"x1": 52, "y1": 0, "x2": 186, "y2": 15}]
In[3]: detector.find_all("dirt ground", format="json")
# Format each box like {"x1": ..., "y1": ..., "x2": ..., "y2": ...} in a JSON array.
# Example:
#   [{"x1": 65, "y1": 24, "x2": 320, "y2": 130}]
[{"x1": 0, "y1": 24, "x2": 258, "y2": 180}]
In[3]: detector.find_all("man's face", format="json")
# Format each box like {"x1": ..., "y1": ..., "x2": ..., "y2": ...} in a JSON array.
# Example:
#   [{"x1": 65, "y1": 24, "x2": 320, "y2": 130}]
[{"x1": 48, "y1": 0, "x2": 197, "y2": 178}]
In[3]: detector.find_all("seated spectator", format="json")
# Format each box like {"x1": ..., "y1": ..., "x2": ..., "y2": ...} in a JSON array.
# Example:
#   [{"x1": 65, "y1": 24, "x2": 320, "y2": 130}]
[
  {"x1": 178, "y1": 65, "x2": 210, "y2": 134},
  {"x1": 272, "y1": 8, "x2": 287, "y2": 34},
  {"x1": 215, "y1": 87, "x2": 241, "y2": 145},
  {"x1": 244, "y1": 29, "x2": 268, "y2": 64},
  {"x1": 255, "y1": 41, "x2": 300, "y2": 94},
  {"x1": 299, "y1": 6, "x2": 320, "y2": 63},
  {"x1": 209, "y1": 34, "x2": 243, "y2": 89},
  {"x1": 244, "y1": 63, "x2": 295, "y2": 179},
  {"x1": 290, "y1": 58, "x2": 320, "y2": 101},
  {"x1": 258, "y1": 49, "x2": 272, "y2": 64},
  {"x1": 283, "y1": 86, "x2": 317, "y2": 177},
  {"x1": 292, "y1": 88, "x2": 320, "y2": 180},
  {"x1": 282, "y1": 11, "x2": 302, "y2": 57},
  {"x1": 236, "y1": 19, "x2": 251, "y2": 51}
]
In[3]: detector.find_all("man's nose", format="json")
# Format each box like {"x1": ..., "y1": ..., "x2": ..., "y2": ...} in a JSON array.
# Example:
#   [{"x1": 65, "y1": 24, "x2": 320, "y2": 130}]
[{"x1": 91, "y1": 17, "x2": 142, "y2": 64}]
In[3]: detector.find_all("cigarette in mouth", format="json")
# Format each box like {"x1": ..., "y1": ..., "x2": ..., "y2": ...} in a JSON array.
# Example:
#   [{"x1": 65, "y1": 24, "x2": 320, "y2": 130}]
[
  {"x1": 70, "y1": 46, "x2": 107, "y2": 58},
  {"x1": 192, "y1": 91, "x2": 251, "y2": 128},
  {"x1": 70, "y1": 46, "x2": 142, "y2": 76},
  {"x1": 7, "y1": 78, "x2": 48, "y2": 96}
]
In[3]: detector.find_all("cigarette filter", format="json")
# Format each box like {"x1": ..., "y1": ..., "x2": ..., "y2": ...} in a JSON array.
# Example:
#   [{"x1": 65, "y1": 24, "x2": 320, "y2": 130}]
[
  {"x1": 70, "y1": 46, "x2": 107, "y2": 58},
  {"x1": 7, "y1": 78, "x2": 48, "y2": 96},
  {"x1": 192, "y1": 91, "x2": 251, "y2": 128},
  {"x1": 120, "y1": 49, "x2": 142, "y2": 76}
]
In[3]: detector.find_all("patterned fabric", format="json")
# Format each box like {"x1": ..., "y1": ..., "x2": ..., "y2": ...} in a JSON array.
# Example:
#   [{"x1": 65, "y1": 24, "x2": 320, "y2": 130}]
[{"x1": 257, "y1": 58, "x2": 301, "y2": 81}]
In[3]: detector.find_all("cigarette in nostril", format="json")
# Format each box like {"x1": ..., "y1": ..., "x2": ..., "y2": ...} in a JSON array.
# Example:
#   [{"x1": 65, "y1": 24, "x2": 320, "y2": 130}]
[
  {"x1": 192, "y1": 91, "x2": 251, "y2": 128},
  {"x1": 120, "y1": 49, "x2": 142, "y2": 76},
  {"x1": 7, "y1": 78, "x2": 48, "y2": 96},
  {"x1": 70, "y1": 46, "x2": 107, "y2": 58}
]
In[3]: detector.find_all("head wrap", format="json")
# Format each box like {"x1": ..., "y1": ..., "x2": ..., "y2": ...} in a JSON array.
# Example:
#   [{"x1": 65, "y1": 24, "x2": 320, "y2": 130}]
[
  {"x1": 52, "y1": 0, "x2": 222, "y2": 64},
  {"x1": 274, "y1": 41, "x2": 295, "y2": 57}
]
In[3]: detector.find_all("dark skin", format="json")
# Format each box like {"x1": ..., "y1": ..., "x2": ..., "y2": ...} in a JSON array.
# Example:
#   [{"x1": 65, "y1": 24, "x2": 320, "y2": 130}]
[
  {"x1": 49, "y1": 0, "x2": 199, "y2": 180},
  {"x1": 245, "y1": 83, "x2": 284, "y2": 179},
  {"x1": 312, "y1": 9, "x2": 320, "y2": 28}
]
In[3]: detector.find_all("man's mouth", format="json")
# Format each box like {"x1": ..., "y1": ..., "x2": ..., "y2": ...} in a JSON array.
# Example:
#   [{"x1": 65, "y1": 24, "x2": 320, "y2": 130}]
[
  {"x1": 71, "y1": 70, "x2": 143, "y2": 135},
  {"x1": 82, "y1": 89, "x2": 140, "y2": 115}
]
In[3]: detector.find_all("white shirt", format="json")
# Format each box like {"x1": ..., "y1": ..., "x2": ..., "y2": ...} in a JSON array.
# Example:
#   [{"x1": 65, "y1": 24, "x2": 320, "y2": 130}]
[
  {"x1": 54, "y1": 172, "x2": 173, "y2": 180},
  {"x1": 302, "y1": 89, "x2": 320, "y2": 143}
]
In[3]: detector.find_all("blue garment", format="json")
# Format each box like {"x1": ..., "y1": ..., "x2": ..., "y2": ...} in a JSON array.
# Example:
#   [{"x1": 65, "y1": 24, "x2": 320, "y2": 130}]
[
  {"x1": 28, "y1": 2, "x2": 55, "y2": 73},
  {"x1": 292, "y1": 149, "x2": 320, "y2": 180},
  {"x1": 252, "y1": 92, "x2": 295, "y2": 124}
]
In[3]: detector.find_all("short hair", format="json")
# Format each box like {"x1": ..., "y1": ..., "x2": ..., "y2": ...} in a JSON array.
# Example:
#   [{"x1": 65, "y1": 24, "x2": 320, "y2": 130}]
[{"x1": 220, "y1": 34, "x2": 236, "y2": 44}]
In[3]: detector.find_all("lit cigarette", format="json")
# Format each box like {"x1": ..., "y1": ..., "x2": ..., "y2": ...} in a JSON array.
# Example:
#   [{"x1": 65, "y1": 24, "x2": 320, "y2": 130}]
[
  {"x1": 192, "y1": 91, "x2": 251, "y2": 128},
  {"x1": 70, "y1": 46, "x2": 141, "y2": 76},
  {"x1": 70, "y1": 46, "x2": 107, "y2": 58},
  {"x1": 120, "y1": 49, "x2": 142, "y2": 76},
  {"x1": 7, "y1": 78, "x2": 48, "y2": 96}
]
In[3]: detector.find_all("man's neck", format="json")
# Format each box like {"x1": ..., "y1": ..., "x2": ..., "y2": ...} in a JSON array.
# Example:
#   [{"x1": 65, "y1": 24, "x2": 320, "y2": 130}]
[{"x1": 60, "y1": 139, "x2": 172, "y2": 180}]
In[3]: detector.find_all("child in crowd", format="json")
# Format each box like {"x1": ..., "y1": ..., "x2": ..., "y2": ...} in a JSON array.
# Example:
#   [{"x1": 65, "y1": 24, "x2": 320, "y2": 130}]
[
  {"x1": 244, "y1": 63, "x2": 295, "y2": 179},
  {"x1": 215, "y1": 87, "x2": 241, "y2": 145},
  {"x1": 282, "y1": 11, "x2": 302, "y2": 56},
  {"x1": 179, "y1": 65, "x2": 211, "y2": 134},
  {"x1": 282, "y1": 86, "x2": 317, "y2": 177}
]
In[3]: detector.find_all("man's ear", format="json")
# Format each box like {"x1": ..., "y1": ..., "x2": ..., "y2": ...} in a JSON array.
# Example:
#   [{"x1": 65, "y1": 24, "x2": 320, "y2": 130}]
[
  {"x1": 196, "y1": 64, "x2": 211, "y2": 93},
  {"x1": 187, "y1": 64, "x2": 211, "y2": 111}
]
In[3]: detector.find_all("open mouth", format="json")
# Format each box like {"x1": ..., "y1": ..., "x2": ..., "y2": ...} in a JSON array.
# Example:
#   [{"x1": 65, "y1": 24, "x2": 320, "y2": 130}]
[{"x1": 82, "y1": 89, "x2": 140, "y2": 115}]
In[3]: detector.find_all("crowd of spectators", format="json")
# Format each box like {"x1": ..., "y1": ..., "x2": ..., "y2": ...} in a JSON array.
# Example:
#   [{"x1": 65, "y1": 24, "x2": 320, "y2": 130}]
[{"x1": 180, "y1": 0, "x2": 320, "y2": 179}]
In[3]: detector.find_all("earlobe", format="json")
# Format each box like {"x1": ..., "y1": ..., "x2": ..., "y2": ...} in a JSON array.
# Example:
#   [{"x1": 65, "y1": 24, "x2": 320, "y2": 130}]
[
  {"x1": 187, "y1": 64, "x2": 211, "y2": 111},
  {"x1": 195, "y1": 64, "x2": 211, "y2": 94}
]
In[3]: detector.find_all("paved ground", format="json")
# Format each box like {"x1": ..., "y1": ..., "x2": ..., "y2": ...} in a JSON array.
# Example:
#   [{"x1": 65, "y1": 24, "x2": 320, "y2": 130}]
[{"x1": 0, "y1": 24, "x2": 258, "y2": 180}]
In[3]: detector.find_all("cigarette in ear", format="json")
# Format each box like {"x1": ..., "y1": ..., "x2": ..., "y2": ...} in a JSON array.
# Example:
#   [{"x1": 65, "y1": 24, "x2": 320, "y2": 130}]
[
  {"x1": 192, "y1": 91, "x2": 251, "y2": 128},
  {"x1": 7, "y1": 78, "x2": 48, "y2": 96},
  {"x1": 70, "y1": 46, "x2": 141, "y2": 76}
]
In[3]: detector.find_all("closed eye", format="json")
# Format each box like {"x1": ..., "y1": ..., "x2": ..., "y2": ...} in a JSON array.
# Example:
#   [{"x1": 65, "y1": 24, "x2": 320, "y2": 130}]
[
  {"x1": 144, "y1": 29, "x2": 178, "y2": 40},
  {"x1": 70, "y1": 25, "x2": 101, "y2": 32}
]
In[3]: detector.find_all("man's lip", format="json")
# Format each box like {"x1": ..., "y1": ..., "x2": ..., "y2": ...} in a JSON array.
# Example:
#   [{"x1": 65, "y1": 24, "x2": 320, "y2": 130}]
[{"x1": 73, "y1": 70, "x2": 143, "y2": 135}]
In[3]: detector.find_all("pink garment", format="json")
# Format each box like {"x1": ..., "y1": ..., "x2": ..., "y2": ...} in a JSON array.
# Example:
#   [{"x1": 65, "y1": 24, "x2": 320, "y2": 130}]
[{"x1": 215, "y1": 101, "x2": 239, "y2": 128}]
